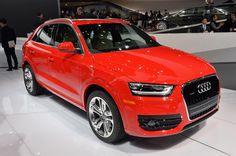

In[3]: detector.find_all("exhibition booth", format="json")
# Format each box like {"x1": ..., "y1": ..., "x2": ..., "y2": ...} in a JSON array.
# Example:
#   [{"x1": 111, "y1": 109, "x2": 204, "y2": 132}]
[
  {"x1": 0, "y1": 0, "x2": 236, "y2": 156},
  {"x1": 1, "y1": 32, "x2": 235, "y2": 89}
]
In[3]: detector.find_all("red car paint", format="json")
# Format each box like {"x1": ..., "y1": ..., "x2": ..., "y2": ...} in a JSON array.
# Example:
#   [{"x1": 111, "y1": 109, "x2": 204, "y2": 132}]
[{"x1": 22, "y1": 18, "x2": 220, "y2": 137}]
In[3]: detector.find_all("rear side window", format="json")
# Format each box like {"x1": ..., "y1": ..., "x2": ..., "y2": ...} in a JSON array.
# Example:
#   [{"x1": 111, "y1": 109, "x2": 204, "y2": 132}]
[
  {"x1": 55, "y1": 24, "x2": 80, "y2": 48},
  {"x1": 194, "y1": 7, "x2": 205, "y2": 14},
  {"x1": 32, "y1": 24, "x2": 58, "y2": 46},
  {"x1": 180, "y1": 8, "x2": 195, "y2": 15}
]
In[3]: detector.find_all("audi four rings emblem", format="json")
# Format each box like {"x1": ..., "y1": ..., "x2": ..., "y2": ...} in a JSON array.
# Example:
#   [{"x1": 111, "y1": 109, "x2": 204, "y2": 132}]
[{"x1": 197, "y1": 82, "x2": 212, "y2": 94}]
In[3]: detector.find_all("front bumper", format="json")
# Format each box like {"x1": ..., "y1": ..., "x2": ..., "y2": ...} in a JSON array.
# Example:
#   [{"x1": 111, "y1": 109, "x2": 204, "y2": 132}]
[{"x1": 118, "y1": 83, "x2": 220, "y2": 138}]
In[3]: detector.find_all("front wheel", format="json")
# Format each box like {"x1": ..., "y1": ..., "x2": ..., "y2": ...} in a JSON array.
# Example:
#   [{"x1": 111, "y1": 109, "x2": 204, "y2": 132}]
[
  {"x1": 156, "y1": 21, "x2": 168, "y2": 30},
  {"x1": 87, "y1": 90, "x2": 125, "y2": 143},
  {"x1": 23, "y1": 64, "x2": 43, "y2": 96}
]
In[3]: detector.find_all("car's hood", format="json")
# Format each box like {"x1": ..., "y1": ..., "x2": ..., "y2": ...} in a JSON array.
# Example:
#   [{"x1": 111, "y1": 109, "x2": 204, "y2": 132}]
[{"x1": 92, "y1": 46, "x2": 216, "y2": 85}]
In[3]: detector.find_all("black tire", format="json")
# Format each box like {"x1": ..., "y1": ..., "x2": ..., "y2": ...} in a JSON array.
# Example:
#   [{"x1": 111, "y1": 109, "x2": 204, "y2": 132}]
[
  {"x1": 86, "y1": 90, "x2": 126, "y2": 143},
  {"x1": 23, "y1": 64, "x2": 44, "y2": 96},
  {"x1": 156, "y1": 21, "x2": 168, "y2": 30}
]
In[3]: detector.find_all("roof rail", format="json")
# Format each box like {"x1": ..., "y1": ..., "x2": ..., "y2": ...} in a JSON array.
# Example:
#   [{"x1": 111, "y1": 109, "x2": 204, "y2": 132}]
[{"x1": 44, "y1": 18, "x2": 73, "y2": 24}]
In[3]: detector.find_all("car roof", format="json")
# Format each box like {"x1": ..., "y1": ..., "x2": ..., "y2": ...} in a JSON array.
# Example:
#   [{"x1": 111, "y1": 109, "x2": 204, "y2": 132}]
[
  {"x1": 174, "y1": 3, "x2": 235, "y2": 13},
  {"x1": 44, "y1": 18, "x2": 130, "y2": 26},
  {"x1": 216, "y1": 3, "x2": 236, "y2": 7}
]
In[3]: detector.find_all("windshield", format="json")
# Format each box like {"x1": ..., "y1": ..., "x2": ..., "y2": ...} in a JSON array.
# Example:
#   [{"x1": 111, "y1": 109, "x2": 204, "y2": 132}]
[{"x1": 78, "y1": 23, "x2": 160, "y2": 53}]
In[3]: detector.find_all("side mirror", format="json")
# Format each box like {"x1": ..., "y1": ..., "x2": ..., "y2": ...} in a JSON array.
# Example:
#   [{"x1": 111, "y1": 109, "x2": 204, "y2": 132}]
[
  {"x1": 150, "y1": 35, "x2": 157, "y2": 41},
  {"x1": 58, "y1": 42, "x2": 76, "y2": 53}
]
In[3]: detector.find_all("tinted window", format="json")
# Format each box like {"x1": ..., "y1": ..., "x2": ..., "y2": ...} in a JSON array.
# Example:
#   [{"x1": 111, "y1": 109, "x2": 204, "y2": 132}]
[
  {"x1": 180, "y1": 8, "x2": 195, "y2": 15},
  {"x1": 213, "y1": 8, "x2": 224, "y2": 14},
  {"x1": 219, "y1": 5, "x2": 236, "y2": 13},
  {"x1": 34, "y1": 24, "x2": 58, "y2": 46},
  {"x1": 194, "y1": 7, "x2": 205, "y2": 14},
  {"x1": 55, "y1": 24, "x2": 80, "y2": 48},
  {"x1": 79, "y1": 23, "x2": 160, "y2": 53},
  {"x1": 32, "y1": 29, "x2": 41, "y2": 41}
]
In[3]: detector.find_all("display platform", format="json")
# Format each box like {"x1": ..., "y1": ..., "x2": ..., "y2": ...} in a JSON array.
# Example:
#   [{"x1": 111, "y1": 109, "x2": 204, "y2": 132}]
[{"x1": 0, "y1": 69, "x2": 235, "y2": 156}]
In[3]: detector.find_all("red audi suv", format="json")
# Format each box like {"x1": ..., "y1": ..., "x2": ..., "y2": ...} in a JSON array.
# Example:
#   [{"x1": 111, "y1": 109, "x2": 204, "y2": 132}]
[{"x1": 22, "y1": 18, "x2": 220, "y2": 143}]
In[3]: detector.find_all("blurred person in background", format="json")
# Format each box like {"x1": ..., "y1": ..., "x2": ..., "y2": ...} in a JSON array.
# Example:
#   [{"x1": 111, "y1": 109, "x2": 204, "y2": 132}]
[
  {"x1": 205, "y1": 0, "x2": 214, "y2": 17},
  {"x1": 130, "y1": 15, "x2": 137, "y2": 25},
  {"x1": 156, "y1": 11, "x2": 163, "y2": 19},
  {"x1": 210, "y1": 14, "x2": 224, "y2": 32},
  {"x1": 34, "y1": 12, "x2": 44, "y2": 29},
  {"x1": 229, "y1": 13, "x2": 236, "y2": 32},
  {"x1": 76, "y1": 7, "x2": 86, "y2": 19},
  {"x1": 205, "y1": 0, "x2": 214, "y2": 5},
  {"x1": 137, "y1": 15, "x2": 143, "y2": 29},
  {"x1": 149, "y1": 10, "x2": 154, "y2": 19},
  {"x1": 0, "y1": 18, "x2": 18, "y2": 71},
  {"x1": 164, "y1": 9, "x2": 169, "y2": 16},
  {"x1": 98, "y1": 9, "x2": 107, "y2": 19},
  {"x1": 197, "y1": 17, "x2": 210, "y2": 32},
  {"x1": 87, "y1": 9, "x2": 98, "y2": 19},
  {"x1": 142, "y1": 12, "x2": 149, "y2": 30}
]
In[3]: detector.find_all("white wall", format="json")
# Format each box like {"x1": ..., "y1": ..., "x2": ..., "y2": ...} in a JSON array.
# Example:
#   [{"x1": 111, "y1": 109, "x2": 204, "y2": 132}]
[
  {"x1": 0, "y1": 33, "x2": 235, "y2": 67},
  {"x1": 153, "y1": 33, "x2": 236, "y2": 63}
]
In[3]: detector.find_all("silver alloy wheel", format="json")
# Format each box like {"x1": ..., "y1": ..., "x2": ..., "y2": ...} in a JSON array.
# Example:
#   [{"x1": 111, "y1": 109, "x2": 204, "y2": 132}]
[
  {"x1": 157, "y1": 21, "x2": 167, "y2": 30},
  {"x1": 24, "y1": 67, "x2": 33, "y2": 93},
  {"x1": 89, "y1": 97, "x2": 114, "y2": 138}
]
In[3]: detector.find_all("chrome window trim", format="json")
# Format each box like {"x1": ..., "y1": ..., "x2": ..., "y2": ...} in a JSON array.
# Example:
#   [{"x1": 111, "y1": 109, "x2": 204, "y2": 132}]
[{"x1": 31, "y1": 22, "x2": 85, "y2": 55}]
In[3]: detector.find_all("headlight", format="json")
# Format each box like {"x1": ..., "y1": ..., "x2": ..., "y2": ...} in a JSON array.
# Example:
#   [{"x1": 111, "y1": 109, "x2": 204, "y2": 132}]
[{"x1": 128, "y1": 83, "x2": 174, "y2": 96}]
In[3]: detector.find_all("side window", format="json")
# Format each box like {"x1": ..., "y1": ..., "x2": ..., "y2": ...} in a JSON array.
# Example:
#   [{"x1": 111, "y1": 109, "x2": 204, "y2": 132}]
[
  {"x1": 55, "y1": 24, "x2": 80, "y2": 48},
  {"x1": 180, "y1": 8, "x2": 195, "y2": 15},
  {"x1": 119, "y1": 25, "x2": 146, "y2": 45},
  {"x1": 213, "y1": 8, "x2": 224, "y2": 14},
  {"x1": 32, "y1": 29, "x2": 41, "y2": 41},
  {"x1": 194, "y1": 7, "x2": 205, "y2": 15},
  {"x1": 34, "y1": 24, "x2": 58, "y2": 46}
]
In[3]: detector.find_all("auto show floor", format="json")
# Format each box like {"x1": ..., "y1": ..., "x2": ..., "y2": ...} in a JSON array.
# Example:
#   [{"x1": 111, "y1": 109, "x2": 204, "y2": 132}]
[{"x1": 0, "y1": 69, "x2": 235, "y2": 156}]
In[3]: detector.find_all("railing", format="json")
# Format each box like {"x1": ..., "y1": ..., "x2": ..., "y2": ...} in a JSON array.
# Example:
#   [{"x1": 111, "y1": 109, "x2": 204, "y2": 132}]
[{"x1": 150, "y1": 19, "x2": 227, "y2": 34}]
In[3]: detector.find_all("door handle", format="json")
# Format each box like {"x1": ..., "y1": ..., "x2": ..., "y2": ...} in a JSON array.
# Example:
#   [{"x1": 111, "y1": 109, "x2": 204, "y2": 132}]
[
  {"x1": 30, "y1": 50, "x2": 35, "y2": 54},
  {"x1": 48, "y1": 57, "x2": 54, "y2": 62}
]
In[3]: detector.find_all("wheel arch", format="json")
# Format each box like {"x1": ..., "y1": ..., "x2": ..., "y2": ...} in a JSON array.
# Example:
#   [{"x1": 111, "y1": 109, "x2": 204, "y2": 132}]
[
  {"x1": 83, "y1": 83, "x2": 125, "y2": 122},
  {"x1": 83, "y1": 84, "x2": 114, "y2": 110},
  {"x1": 22, "y1": 60, "x2": 30, "y2": 69}
]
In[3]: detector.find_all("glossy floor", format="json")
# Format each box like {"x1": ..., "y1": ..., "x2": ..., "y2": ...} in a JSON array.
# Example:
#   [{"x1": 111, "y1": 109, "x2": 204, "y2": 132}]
[{"x1": 0, "y1": 69, "x2": 235, "y2": 156}]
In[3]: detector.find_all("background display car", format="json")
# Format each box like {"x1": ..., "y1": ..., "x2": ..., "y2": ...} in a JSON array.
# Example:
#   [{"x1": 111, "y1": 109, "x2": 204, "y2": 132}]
[
  {"x1": 156, "y1": 4, "x2": 236, "y2": 30},
  {"x1": 217, "y1": 3, "x2": 236, "y2": 14},
  {"x1": 22, "y1": 18, "x2": 220, "y2": 143}
]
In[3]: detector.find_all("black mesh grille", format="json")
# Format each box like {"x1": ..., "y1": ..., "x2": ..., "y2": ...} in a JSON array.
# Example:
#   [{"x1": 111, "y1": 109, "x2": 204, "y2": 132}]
[
  {"x1": 138, "y1": 115, "x2": 182, "y2": 131},
  {"x1": 183, "y1": 75, "x2": 219, "y2": 120}
]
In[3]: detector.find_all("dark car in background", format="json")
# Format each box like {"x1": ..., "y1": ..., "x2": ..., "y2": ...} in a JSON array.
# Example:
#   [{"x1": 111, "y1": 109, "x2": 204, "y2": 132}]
[
  {"x1": 156, "y1": 3, "x2": 236, "y2": 30},
  {"x1": 217, "y1": 3, "x2": 236, "y2": 13}
]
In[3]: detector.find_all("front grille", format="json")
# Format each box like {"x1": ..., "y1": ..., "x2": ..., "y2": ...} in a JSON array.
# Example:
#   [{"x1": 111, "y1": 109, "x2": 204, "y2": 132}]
[
  {"x1": 138, "y1": 115, "x2": 182, "y2": 131},
  {"x1": 183, "y1": 75, "x2": 219, "y2": 120}
]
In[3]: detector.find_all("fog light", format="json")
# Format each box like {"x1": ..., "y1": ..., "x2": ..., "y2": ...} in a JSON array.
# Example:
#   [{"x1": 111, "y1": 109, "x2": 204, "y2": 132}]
[{"x1": 138, "y1": 115, "x2": 182, "y2": 131}]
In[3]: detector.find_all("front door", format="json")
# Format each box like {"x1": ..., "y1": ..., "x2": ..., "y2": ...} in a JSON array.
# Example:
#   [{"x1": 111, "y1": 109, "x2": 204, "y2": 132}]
[{"x1": 49, "y1": 24, "x2": 84, "y2": 104}]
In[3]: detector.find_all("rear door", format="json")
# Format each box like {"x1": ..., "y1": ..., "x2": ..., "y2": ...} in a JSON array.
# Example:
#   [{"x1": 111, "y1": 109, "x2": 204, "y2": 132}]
[{"x1": 30, "y1": 24, "x2": 58, "y2": 87}]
